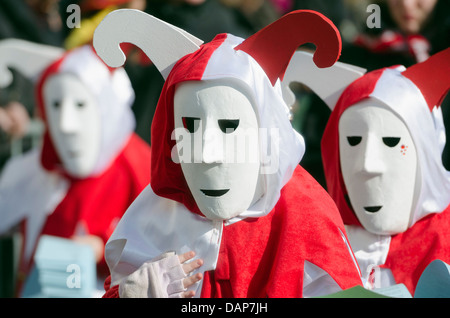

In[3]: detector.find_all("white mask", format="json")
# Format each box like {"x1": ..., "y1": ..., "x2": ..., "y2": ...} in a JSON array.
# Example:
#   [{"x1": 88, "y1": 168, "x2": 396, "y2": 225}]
[
  {"x1": 173, "y1": 80, "x2": 263, "y2": 220},
  {"x1": 339, "y1": 99, "x2": 419, "y2": 235},
  {"x1": 43, "y1": 73, "x2": 101, "y2": 178}
]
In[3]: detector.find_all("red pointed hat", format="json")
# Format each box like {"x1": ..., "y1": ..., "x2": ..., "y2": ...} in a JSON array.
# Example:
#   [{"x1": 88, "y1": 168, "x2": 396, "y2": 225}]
[
  {"x1": 402, "y1": 48, "x2": 450, "y2": 111},
  {"x1": 235, "y1": 10, "x2": 342, "y2": 86}
]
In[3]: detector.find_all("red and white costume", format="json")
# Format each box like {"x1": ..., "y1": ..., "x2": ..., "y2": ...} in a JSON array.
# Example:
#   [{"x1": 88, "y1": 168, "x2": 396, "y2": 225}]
[
  {"x1": 0, "y1": 45, "x2": 151, "y2": 291},
  {"x1": 321, "y1": 48, "x2": 450, "y2": 295},
  {"x1": 95, "y1": 9, "x2": 363, "y2": 298}
]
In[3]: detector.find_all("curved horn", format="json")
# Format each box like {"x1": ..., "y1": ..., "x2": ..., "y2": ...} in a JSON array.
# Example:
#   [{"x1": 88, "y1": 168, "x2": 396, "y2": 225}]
[
  {"x1": 235, "y1": 10, "x2": 342, "y2": 86},
  {"x1": 281, "y1": 50, "x2": 366, "y2": 109},
  {"x1": 402, "y1": 47, "x2": 450, "y2": 111},
  {"x1": 0, "y1": 39, "x2": 64, "y2": 88},
  {"x1": 93, "y1": 9, "x2": 203, "y2": 80}
]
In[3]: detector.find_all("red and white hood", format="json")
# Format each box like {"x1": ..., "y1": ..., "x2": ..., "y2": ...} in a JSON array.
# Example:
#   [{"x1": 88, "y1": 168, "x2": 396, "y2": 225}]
[
  {"x1": 150, "y1": 32, "x2": 306, "y2": 220},
  {"x1": 321, "y1": 48, "x2": 450, "y2": 228},
  {"x1": 92, "y1": 8, "x2": 342, "y2": 217},
  {"x1": 36, "y1": 44, "x2": 136, "y2": 178}
]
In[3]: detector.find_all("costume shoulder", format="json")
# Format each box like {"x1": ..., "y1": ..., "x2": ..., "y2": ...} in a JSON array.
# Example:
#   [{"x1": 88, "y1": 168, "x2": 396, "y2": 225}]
[
  {"x1": 120, "y1": 133, "x2": 152, "y2": 166},
  {"x1": 386, "y1": 203, "x2": 450, "y2": 294},
  {"x1": 278, "y1": 164, "x2": 346, "y2": 230},
  {"x1": 274, "y1": 164, "x2": 362, "y2": 292}
]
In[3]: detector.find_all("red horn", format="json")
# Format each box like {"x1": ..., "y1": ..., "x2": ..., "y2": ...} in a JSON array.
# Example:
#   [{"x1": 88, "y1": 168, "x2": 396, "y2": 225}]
[
  {"x1": 235, "y1": 10, "x2": 342, "y2": 86},
  {"x1": 402, "y1": 47, "x2": 450, "y2": 111}
]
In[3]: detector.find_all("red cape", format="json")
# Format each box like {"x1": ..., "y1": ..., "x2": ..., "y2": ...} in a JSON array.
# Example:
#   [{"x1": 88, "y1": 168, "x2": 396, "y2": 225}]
[
  {"x1": 201, "y1": 165, "x2": 362, "y2": 297},
  {"x1": 382, "y1": 205, "x2": 450, "y2": 295},
  {"x1": 103, "y1": 165, "x2": 362, "y2": 298}
]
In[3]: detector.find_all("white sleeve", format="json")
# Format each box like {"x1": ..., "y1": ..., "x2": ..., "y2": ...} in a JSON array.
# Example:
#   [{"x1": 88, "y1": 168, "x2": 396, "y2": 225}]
[{"x1": 302, "y1": 260, "x2": 342, "y2": 297}]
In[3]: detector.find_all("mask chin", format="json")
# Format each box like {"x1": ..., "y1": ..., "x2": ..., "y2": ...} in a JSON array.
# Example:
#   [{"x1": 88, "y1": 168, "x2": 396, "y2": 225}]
[
  {"x1": 196, "y1": 172, "x2": 265, "y2": 221},
  {"x1": 200, "y1": 205, "x2": 244, "y2": 221},
  {"x1": 63, "y1": 158, "x2": 97, "y2": 179}
]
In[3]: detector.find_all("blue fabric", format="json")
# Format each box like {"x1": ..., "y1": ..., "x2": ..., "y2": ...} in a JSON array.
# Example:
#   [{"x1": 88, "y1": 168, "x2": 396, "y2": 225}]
[{"x1": 21, "y1": 235, "x2": 96, "y2": 298}]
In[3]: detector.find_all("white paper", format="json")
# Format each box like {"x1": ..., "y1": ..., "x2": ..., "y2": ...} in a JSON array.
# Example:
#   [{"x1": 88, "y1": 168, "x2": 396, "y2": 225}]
[{"x1": 173, "y1": 80, "x2": 263, "y2": 220}]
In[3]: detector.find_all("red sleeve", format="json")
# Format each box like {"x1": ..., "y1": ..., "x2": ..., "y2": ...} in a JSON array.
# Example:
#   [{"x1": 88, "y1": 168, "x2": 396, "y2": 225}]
[{"x1": 102, "y1": 275, "x2": 120, "y2": 298}]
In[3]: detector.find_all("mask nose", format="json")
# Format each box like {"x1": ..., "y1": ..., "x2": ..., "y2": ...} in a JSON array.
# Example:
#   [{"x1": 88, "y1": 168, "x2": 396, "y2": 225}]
[
  {"x1": 359, "y1": 135, "x2": 385, "y2": 176},
  {"x1": 59, "y1": 99, "x2": 80, "y2": 134},
  {"x1": 201, "y1": 124, "x2": 224, "y2": 164}
]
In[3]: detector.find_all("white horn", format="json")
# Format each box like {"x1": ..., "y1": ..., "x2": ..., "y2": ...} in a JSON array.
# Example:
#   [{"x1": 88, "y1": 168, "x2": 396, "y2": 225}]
[
  {"x1": 281, "y1": 50, "x2": 366, "y2": 110},
  {"x1": 93, "y1": 9, "x2": 203, "y2": 80},
  {"x1": 0, "y1": 38, "x2": 64, "y2": 88}
]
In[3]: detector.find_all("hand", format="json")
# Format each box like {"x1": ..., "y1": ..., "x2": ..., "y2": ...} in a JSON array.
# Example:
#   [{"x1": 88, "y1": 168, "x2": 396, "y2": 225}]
[
  {"x1": 72, "y1": 234, "x2": 105, "y2": 263},
  {"x1": 118, "y1": 250, "x2": 204, "y2": 298},
  {"x1": 0, "y1": 107, "x2": 13, "y2": 134},
  {"x1": 178, "y1": 251, "x2": 203, "y2": 298}
]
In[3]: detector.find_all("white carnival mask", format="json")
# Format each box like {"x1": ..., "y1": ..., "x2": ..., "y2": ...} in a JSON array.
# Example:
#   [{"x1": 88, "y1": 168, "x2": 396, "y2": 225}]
[
  {"x1": 339, "y1": 99, "x2": 419, "y2": 235},
  {"x1": 43, "y1": 73, "x2": 101, "y2": 178},
  {"x1": 173, "y1": 80, "x2": 263, "y2": 220}
]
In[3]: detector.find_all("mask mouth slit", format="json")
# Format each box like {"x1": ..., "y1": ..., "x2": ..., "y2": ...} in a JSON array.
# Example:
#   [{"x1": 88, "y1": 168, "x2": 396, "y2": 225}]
[
  {"x1": 68, "y1": 150, "x2": 80, "y2": 158},
  {"x1": 200, "y1": 189, "x2": 229, "y2": 197},
  {"x1": 364, "y1": 206, "x2": 382, "y2": 213}
]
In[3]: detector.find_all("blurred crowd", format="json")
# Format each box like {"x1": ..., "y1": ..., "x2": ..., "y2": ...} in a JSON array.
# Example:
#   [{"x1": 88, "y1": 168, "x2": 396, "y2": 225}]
[{"x1": 1, "y1": 0, "x2": 449, "y2": 185}]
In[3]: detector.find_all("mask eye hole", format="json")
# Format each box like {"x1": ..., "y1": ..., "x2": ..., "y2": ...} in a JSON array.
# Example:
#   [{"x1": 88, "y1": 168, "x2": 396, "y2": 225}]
[
  {"x1": 382, "y1": 137, "x2": 400, "y2": 147},
  {"x1": 182, "y1": 117, "x2": 201, "y2": 133},
  {"x1": 218, "y1": 119, "x2": 239, "y2": 133},
  {"x1": 76, "y1": 101, "x2": 85, "y2": 108},
  {"x1": 347, "y1": 136, "x2": 362, "y2": 146},
  {"x1": 53, "y1": 100, "x2": 61, "y2": 109}
]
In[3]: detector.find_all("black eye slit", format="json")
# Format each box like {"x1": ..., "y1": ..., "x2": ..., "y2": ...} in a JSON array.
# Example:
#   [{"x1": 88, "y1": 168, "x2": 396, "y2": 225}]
[
  {"x1": 76, "y1": 101, "x2": 85, "y2": 108},
  {"x1": 53, "y1": 100, "x2": 61, "y2": 108},
  {"x1": 218, "y1": 119, "x2": 239, "y2": 133},
  {"x1": 382, "y1": 137, "x2": 401, "y2": 147},
  {"x1": 182, "y1": 117, "x2": 201, "y2": 133},
  {"x1": 347, "y1": 136, "x2": 362, "y2": 146}
]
